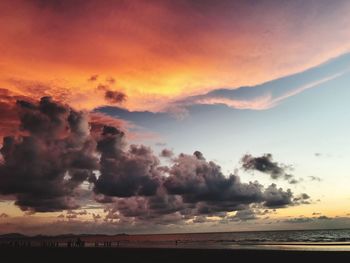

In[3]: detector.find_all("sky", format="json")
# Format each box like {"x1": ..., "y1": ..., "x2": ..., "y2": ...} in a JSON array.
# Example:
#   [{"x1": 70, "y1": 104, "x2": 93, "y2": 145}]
[{"x1": 0, "y1": 0, "x2": 350, "y2": 235}]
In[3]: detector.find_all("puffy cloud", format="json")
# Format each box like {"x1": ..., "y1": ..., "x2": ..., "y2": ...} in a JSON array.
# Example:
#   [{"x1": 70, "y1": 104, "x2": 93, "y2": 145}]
[
  {"x1": 97, "y1": 151, "x2": 300, "y2": 224},
  {"x1": 0, "y1": 97, "x2": 99, "y2": 212},
  {"x1": 0, "y1": 97, "x2": 308, "y2": 221},
  {"x1": 241, "y1": 153, "x2": 297, "y2": 184},
  {"x1": 165, "y1": 153, "x2": 261, "y2": 205},
  {"x1": 93, "y1": 126, "x2": 162, "y2": 197},
  {"x1": 164, "y1": 152, "x2": 296, "y2": 212},
  {"x1": 262, "y1": 184, "x2": 293, "y2": 208}
]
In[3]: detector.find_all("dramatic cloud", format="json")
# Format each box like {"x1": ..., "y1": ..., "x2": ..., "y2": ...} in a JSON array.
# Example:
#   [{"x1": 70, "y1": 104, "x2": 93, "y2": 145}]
[
  {"x1": 0, "y1": 97, "x2": 308, "y2": 221},
  {"x1": 0, "y1": 97, "x2": 99, "y2": 212},
  {"x1": 241, "y1": 153, "x2": 298, "y2": 184},
  {"x1": 164, "y1": 153, "x2": 262, "y2": 207},
  {"x1": 0, "y1": 88, "x2": 30, "y2": 139},
  {"x1": 2, "y1": 0, "x2": 350, "y2": 112},
  {"x1": 164, "y1": 152, "x2": 297, "y2": 211},
  {"x1": 263, "y1": 184, "x2": 293, "y2": 208},
  {"x1": 92, "y1": 126, "x2": 162, "y2": 197},
  {"x1": 96, "y1": 151, "x2": 302, "y2": 224},
  {"x1": 177, "y1": 53, "x2": 350, "y2": 111}
]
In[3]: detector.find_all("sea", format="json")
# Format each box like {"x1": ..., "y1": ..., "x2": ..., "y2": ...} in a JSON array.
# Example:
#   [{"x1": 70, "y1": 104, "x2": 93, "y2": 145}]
[
  {"x1": 2, "y1": 229, "x2": 350, "y2": 251},
  {"x1": 82, "y1": 229, "x2": 350, "y2": 251}
]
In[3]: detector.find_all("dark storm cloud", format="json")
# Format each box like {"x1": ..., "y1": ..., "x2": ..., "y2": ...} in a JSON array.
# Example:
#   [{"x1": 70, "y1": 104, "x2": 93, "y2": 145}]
[
  {"x1": 164, "y1": 152, "x2": 296, "y2": 210},
  {"x1": 100, "y1": 153, "x2": 299, "y2": 223},
  {"x1": 103, "y1": 194, "x2": 188, "y2": 225},
  {"x1": 0, "y1": 89, "x2": 30, "y2": 138},
  {"x1": 0, "y1": 97, "x2": 99, "y2": 212},
  {"x1": 241, "y1": 153, "x2": 297, "y2": 184},
  {"x1": 98, "y1": 151, "x2": 296, "y2": 223},
  {"x1": 104, "y1": 90, "x2": 127, "y2": 104},
  {"x1": 262, "y1": 184, "x2": 293, "y2": 208},
  {"x1": 93, "y1": 126, "x2": 162, "y2": 197},
  {"x1": 0, "y1": 97, "x2": 308, "y2": 220},
  {"x1": 164, "y1": 152, "x2": 261, "y2": 203}
]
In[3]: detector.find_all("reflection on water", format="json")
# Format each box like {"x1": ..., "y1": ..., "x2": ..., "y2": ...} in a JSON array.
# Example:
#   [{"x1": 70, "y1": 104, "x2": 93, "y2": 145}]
[
  {"x1": 85, "y1": 229, "x2": 350, "y2": 251},
  {"x1": 1, "y1": 229, "x2": 350, "y2": 251}
]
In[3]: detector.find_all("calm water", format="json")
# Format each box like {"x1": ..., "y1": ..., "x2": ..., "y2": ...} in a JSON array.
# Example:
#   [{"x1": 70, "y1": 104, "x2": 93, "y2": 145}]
[
  {"x1": 82, "y1": 229, "x2": 350, "y2": 251},
  {"x1": 2, "y1": 229, "x2": 350, "y2": 251}
]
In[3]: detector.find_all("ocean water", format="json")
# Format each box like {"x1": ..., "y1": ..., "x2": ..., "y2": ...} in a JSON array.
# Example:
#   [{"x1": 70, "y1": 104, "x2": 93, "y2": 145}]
[
  {"x1": 85, "y1": 229, "x2": 350, "y2": 251},
  {"x1": 2, "y1": 229, "x2": 350, "y2": 251}
]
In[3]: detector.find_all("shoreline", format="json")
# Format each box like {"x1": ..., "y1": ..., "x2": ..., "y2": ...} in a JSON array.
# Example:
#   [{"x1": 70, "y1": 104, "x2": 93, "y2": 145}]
[{"x1": 1, "y1": 247, "x2": 350, "y2": 262}]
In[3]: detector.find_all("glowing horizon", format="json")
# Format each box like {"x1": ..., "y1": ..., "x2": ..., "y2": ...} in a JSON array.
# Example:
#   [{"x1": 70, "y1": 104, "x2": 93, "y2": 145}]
[{"x1": 1, "y1": 0, "x2": 350, "y2": 235}]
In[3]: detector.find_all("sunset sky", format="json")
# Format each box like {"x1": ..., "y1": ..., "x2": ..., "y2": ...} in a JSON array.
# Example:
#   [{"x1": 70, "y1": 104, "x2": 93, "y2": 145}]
[{"x1": 0, "y1": 0, "x2": 350, "y2": 235}]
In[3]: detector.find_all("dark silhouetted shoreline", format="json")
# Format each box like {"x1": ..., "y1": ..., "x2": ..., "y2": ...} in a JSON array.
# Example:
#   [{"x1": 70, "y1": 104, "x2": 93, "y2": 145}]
[{"x1": 0, "y1": 247, "x2": 350, "y2": 263}]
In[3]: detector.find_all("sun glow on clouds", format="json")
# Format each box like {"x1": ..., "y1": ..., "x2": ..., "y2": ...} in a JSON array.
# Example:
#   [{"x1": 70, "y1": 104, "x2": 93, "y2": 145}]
[
  {"x1": 1, "y1": 0, "x2": 350, "y2": 111},
  {"x1": 190, "y1": 71, "x2": 347, "y2": 110},
  {"x1": 1, "y1": 0, "x2": 350, "y2": 234}
]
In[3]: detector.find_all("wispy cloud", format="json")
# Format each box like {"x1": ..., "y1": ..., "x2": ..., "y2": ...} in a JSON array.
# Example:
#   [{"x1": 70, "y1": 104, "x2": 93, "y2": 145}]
[{"x1": 176, "y1": 53, "x2": 350, "y2": 111}]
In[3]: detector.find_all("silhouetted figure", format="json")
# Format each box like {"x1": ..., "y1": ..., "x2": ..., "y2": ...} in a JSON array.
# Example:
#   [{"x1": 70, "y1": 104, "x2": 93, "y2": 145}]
[{"x1": 75, "y1": 238, "x2": 85, "y2": 247}]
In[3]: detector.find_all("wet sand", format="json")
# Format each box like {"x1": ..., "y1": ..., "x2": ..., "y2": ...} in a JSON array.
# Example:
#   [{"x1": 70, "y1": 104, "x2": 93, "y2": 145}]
[{"x1": 1, "y1": 247, "x2": 350, "y2": 262}]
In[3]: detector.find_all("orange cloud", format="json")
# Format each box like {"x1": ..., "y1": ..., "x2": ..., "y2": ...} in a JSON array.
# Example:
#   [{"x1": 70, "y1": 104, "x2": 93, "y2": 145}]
[
  {"x1": 190, "y1": 71, "x2": 347, "y2": 110},
  {"x1": 1, "y1": 0, "x2": 350, "y2": 111}
]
